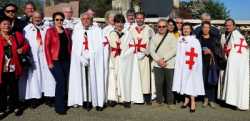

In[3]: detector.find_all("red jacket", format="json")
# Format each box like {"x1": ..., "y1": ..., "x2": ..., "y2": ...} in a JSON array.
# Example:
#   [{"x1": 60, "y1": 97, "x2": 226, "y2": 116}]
[
  {"x1": 0, "y1": 32, "x2": 29, "y2": 84},
  {"x1": 45, "y1": 27, "x2": 72, "y2": 66}
]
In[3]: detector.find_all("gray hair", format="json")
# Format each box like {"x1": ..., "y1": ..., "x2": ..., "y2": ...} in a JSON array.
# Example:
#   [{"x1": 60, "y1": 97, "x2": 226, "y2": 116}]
[
  {"x1": 104, "y1": 10, "x2": 117, "y2": 22},
  {"x1": 80, "y1": 12, "x2": 92, "y2": 19},
  {"x1": 158, "y1": 18, "x2": 168, "y2": 24},
  {"x1": 201, "y1": 12, "x2": 211, "y2": 19}
]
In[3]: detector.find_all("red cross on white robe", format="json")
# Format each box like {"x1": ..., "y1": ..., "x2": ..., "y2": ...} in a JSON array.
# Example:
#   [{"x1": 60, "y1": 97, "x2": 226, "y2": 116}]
[
  {"x1": 223, "y1": 44, "x2": 231, "y2": 57},
  {"x1": 111, "y1": 41, "x2": 121, "y2": 57},
  {"x1": 185, "y1": 47, "x2": 198, "y2": 70},
  {"x1": 234, "y1": 38, "x2": 248, "y2": 54},
  {"x1": 103, "y1": 36, "x2": 109, "y2": 47},
  {"x1": 83, "y1": 35, "x2": 88, "y2": 50},
  {"x1": 135, "y1": 38, "x2": 146, "y2": 52},
  {"x1": 129, "y1": 41, "x2": 137, "y2": 53}
]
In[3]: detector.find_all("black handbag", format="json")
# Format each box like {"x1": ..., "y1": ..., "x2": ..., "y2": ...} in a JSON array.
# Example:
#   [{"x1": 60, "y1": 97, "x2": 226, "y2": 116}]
[
  {"x1": 13, "y1": 33, "x2": 33, "y2": 68},
  {"x1": 208, "y1": 55, "x2": 219, "y2": 85}
]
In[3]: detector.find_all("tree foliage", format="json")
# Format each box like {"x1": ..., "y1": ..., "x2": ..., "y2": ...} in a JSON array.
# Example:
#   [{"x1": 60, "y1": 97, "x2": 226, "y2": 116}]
[
  {"x1": 180, "y1": 0, "x2": 230, "y2": 19},
  {"x1": 79, "y1": 0, "x2": 112, "y2": 17}
]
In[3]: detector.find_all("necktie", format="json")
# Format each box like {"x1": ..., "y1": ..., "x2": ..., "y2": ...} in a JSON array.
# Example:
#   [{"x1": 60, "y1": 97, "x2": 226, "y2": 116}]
[{"x1": 36, "y1": 27, "x2": 42, "y2": 46}]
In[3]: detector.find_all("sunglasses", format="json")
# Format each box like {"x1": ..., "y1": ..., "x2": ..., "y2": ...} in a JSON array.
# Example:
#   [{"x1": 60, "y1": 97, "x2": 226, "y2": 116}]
[
  {"x1": 158, "y1": 26, "x2": 166, "y2": 28},
  {"x1": 55, "y1": 19, "x2": 64, "y2": 22},
  {"x1": 5, "y1": 10, "x2": 16, "y2": 13}
]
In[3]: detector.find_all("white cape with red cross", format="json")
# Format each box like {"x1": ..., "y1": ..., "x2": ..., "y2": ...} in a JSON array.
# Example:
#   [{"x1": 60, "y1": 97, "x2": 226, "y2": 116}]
[
  {"x1": 220, "y1": 30, "x2": 249, "y2": 110},
  {"x1": 68, "y1": 22, "x2": 106, "y2": 107},
  {"x1": 23, "y1": 23, "x2": 56, "y2": 99},
  {"x1": 172, "y1": 35, "x2": 205, "y2": 97}
]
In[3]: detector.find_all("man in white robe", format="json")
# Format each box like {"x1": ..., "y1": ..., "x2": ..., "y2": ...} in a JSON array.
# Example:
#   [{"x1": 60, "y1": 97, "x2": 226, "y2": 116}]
[
  {"x1": 107, "y1": 14, "x2": 143, "y2": 108},
  {"x1": 68, "y1": 12, "x2": 105, "y2": 111},
  {"x1": 62, "y1": 6, "x2": 79, "y2": 30},
  {"x1": 218, "y1": 19, "x2": 249, "y2": 110},
  {"x1": 130, "y1": 12, "x2": 155, "y2": 104},
  {"x1": 124, "y1": 9, "x2": 135, "y2": 31},
  {"x1": 23, "y1": 12, "x2": 56, "y2": 105}
]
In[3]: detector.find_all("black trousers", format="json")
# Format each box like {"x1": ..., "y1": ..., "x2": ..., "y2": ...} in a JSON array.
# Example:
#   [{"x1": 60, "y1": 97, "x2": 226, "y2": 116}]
[
  {"x1": 0, "y1": 72, "x2": 21, "y2": 112},
  {"x1": 154, "y1": 67, "x2": 174, "y2": 104},
  {"x1": 50, "y1": 59, "x2": 70, "y2": 112},
  {"x1": 203, "y1": 59, "x2": 217, "y2": 102}
]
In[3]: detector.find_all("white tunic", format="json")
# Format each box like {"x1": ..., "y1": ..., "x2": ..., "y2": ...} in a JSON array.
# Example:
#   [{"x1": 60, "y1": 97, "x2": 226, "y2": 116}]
[
  {"x1": 68, "y1": 22, "x2": 105, "y2": 107},
  {"x1": 172, "y1": 35, "x2": 205, "y2": 97},
  {"x1": 219, "y1": 30, "x2": 249, "y2": 110},
  {"x1": 130, "y1": 24, "x2": 155, "y2": 94},
  {"x1": 24, "y1": 23, "x2": 56, "y2": 99},
  {"x1": 107, "y1": 29, "x2": 144, "y2": 103},
  {"x1": 102, "y1": 24, "x2": 114, "y2": 102}
]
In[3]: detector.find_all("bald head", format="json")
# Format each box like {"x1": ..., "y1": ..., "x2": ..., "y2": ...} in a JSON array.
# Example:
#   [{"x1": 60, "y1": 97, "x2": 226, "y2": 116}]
[
  {"x1": 63, "y1": 6, "x2": 73, "y2": 20},
  {"x1": 32, "y1": 11, "x2": 43, "y2": 25},
  {"x1": 80, "y1": 12, "x2": 92, "y2": 29}
]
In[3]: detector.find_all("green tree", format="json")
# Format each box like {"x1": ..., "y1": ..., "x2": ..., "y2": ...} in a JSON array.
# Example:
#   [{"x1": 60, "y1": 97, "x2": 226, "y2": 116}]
[
  {"x1": 180, "y1": 0, "x2": 230, "y2": 19},
  {"x1": 199, "y1": 0, "x2": 229, "y2": 19},
  {"x1": 79, "y1": 0, "x2": 112, "y2": 17}
]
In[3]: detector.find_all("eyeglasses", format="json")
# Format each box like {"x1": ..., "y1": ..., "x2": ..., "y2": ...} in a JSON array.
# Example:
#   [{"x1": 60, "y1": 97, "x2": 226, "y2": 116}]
[
  {"x1": 158, "y1": 26, "x2": 166, "y2": 29},
  {"x1": 5, "y1": 10, "x2": 16, "y2": 13},
  {"x1": 55, "y1": 19, "x2": 64, "y2": 22}
]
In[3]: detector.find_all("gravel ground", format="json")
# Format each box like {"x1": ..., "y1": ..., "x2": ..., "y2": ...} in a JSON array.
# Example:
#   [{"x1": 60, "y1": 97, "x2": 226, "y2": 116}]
[{"x1": 2, "y1": 102, "x2": 250, "y2": 121}]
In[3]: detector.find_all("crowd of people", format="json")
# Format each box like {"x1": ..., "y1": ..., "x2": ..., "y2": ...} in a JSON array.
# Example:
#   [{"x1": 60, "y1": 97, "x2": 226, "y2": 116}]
[{"x1": 0, "y1": 2, "x2": 249, "y2": 119}]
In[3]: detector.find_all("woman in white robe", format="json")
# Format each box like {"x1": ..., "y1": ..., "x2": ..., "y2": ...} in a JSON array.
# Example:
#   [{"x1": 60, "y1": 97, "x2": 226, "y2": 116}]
[{"x1": 172, "y1": 23, "x2": 205, "y2": 112}]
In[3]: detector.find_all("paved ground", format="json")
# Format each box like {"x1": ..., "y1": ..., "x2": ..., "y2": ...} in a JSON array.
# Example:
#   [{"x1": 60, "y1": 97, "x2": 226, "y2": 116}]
[{"x1": 2, "y1": 102, "x2": 250, "y2": 121}]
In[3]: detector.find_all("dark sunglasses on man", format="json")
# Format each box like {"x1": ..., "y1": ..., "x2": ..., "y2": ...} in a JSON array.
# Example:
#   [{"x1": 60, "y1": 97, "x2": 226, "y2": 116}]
[{"x1": 5, "y1": 10, "x2": 16, "y2": 13}]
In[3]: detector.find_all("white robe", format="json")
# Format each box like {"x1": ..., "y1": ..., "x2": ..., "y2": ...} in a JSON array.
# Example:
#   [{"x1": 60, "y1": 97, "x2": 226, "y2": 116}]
[
  {"x1": 107, "y1": 29, "x2": 144, "y2": 103},
  {"x1": 68, "y1": 23, "x2": 105, "y2": 107},
  {"x1": 103, "y1": 25, "x2": 114, "y2": 102},
  {"x1": 24, "y1": 23, "x2": 56, "y2": 99},
  {"x1": 118, "y1": 30, "x2": 144, "y2": 103},
  {"x1": 172, "y1": 35, "x2": 205, "y2": 97},
  {"x1": 130, "y1": 24, "x2": 155, "y2": 94},
  {"x1": 219, "y1": 30, "x2": 249, "y2": 110}
]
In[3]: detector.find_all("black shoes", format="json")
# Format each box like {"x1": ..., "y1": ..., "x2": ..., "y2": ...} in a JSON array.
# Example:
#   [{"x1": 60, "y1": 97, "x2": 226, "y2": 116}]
[
  {"x1": 14, "y1": 108, "x2": 24, "y2": 116},
  {"x1": 56, "y1": 110, "x2": 67, "y2": 115},
  {"x1": 108, "y1": 101, "x2": 117, "y2": 107},
  {"x1": 83, "y1": 102, "x2": 92, "y2": 111},
  {"x1": 45, "y1": 98, "x2": 55, "y2": 107},
  {"x1": 30, "y1": 100, "x2": 41, "y2": 109},
  {"x1": 96, "y1": 106, "x2": 103, "y2": 111},
  {"x1": 190, "y1": 109, "x2": 196, "y2": 113},
  {"x1": 181, "y1": 105, "x2": 188, "y2": 109},
  {"x1": 123, "y1": 102, "x2": 131, "y2": 108},
  {"x1": 0, "y1": 112, "x2": 7, "y2": 120}
]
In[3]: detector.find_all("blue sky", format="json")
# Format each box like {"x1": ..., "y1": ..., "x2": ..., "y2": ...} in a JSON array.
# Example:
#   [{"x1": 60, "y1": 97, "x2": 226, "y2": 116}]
[{"x1": 218, "y1": 0, "x2": 250, "y2": 20}]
